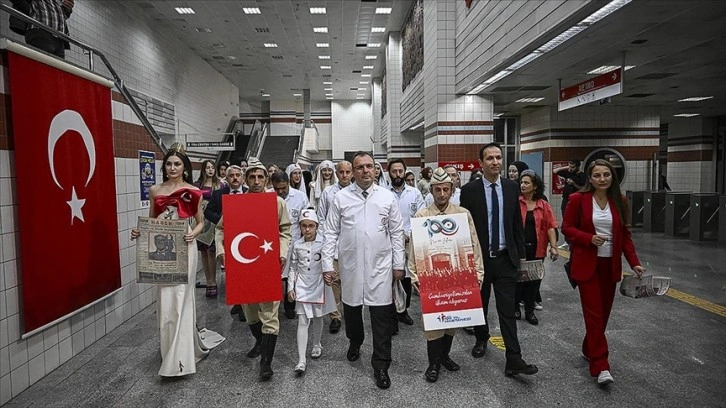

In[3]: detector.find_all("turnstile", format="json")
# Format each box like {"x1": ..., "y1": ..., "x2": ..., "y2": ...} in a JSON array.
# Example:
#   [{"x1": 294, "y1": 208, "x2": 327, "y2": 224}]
[
  {"x1": 643, "y1": 191, "x2": 666, "y2": 233},
  {"x1": 626, "y1": 191, "x2": 645, "y2": 228},
  {"x1": 719, "y1": 196, "x2": 726, "y2": 248},
  {"x1": 689, "y1": 194, "x2": 720, "y2": 241},
  {"x1": 665, "y1": 192, "x2": 691, "y2": 237}
]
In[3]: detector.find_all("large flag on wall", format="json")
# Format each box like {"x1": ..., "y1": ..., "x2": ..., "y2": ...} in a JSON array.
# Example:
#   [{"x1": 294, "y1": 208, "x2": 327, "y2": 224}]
[
  {"x1": 223, "y1": 192, "x2": 283, "y2": 304},
  {"x1": 8, "y1": 47, "x2": 121, "y2": 334}
]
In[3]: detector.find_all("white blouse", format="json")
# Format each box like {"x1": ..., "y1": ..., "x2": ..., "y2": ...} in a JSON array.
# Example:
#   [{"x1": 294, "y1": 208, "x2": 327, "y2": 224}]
[{"x1": 592, "y1": 197, "x2": 613, "y2": 257}]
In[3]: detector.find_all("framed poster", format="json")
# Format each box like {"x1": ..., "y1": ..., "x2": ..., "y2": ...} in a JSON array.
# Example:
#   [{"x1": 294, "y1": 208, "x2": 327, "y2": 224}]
[{"x1": 136, "y1": 217, "x2": 189, "y2": 284}]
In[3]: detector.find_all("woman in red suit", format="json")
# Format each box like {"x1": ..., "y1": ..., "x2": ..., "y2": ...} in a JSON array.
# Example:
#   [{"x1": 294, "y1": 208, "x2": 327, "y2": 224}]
[{"x1": 561, "y1": 159, "x2": 645, "y2": 386}]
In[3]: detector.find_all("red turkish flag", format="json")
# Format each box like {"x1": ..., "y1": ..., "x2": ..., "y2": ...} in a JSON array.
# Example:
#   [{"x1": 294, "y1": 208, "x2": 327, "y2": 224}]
[
  {"x1": 8, "y1": 51, "x2": 121, "y2": 334},
  {"x1": 223, "y1": 192, "x2": 283, "y2": 304}
]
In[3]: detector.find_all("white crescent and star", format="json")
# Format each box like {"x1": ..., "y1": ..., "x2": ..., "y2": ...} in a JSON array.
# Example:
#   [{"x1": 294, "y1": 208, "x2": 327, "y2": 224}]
[
  {"x1": 48, "y1": 110, "x2": 97, "y2": 225},
  {"x1": 230, "y1": 232, "x2": 274, "y2": 264}
]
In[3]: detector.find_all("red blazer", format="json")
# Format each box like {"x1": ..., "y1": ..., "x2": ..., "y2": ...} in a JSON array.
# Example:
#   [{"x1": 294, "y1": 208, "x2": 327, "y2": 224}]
[{"x1": 561, "y1": 192, "x2": 640, "y2": 283}]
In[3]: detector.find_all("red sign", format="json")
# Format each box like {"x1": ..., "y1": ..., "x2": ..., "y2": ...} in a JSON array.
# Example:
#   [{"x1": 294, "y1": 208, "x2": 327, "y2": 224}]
[
  {"x1": 8, "y1": 51, "x2": 121, "y2": 333},
  {"x1": 223, "y1": 192, "x2": 283, "y2": 304},
  {"x1": 552, "y1": 161, "x2": 570, "y2": 195},
  {"x1": 438, "y1": 161, "x2": 480, "y2": 171},
  {"x1": 559, "y1": 68, "x2": 622, "y2": 111}
]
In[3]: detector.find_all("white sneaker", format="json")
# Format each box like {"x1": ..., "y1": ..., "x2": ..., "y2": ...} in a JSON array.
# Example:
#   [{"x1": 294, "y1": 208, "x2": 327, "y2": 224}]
[
  {"x1": 294, "y1": 362, "x2": 306, "y2": 375},
  {"x1": 534, "y1": 302, "x2": 543, "y2": 310},
  {"x1": 311, "y1": 345, "x2": 323, "y2": 359},
  {"x1": 597, "y1": 370, "x2": 614, "y2": 385}
]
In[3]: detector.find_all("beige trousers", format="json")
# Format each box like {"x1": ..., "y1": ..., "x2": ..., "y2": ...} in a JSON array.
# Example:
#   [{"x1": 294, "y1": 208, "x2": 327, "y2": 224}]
[{"x1": 243, "y1": 301, "x2": 280, "y2": 334}]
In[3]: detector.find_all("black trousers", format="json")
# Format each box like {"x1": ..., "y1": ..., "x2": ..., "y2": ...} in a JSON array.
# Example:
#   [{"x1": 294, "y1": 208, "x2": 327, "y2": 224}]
[
  {"x1": 25, "y1": 29, "x2": 66, "y2": 58},
  {"x1": 344, "y1": 302, "x2": 396, "y2": 370},
  {"x1": 473, "y1": 253, "x2": 522, "y2": 360},
  {"x1": 401, "y1": 277, "x2": 412, "y2": 309},
  {"x1": 515, "y1": 280, "x2": 542, "y2": 312},
  {"x1": 283, "y1": 278, "x2": 295, "y2": 312}
]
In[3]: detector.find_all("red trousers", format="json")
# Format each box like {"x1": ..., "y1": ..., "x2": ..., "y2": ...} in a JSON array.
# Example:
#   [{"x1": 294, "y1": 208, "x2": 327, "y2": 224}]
[{"x1": 577, "y1": 257, "x2": 616, "y2": 376}]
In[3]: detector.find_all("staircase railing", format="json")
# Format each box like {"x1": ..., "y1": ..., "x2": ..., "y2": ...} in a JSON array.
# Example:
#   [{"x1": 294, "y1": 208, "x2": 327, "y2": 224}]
[
  {"x1": 0, "y1": 3, "x2": 165, "y2": 153},
  {"x1": 254, "y1": 123, "x2": 269, "y2": 159}
]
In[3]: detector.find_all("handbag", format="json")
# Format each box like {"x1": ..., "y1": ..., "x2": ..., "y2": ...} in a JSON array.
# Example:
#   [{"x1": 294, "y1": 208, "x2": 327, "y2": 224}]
[
  {"x1": 393, "y1": 280, "x2": 406, "y2": 313},
  {"x1": 563, "y1": 260, "x2": 577, "y2": 289}
]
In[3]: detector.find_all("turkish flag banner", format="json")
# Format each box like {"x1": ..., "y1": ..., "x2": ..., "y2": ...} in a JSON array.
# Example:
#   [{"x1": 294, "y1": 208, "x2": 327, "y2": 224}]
[
  {"x1": 223, "y1": 192, "x2": 283, "y2": 304},
  {"x1": 8, "y1": 51, "x2": 121, "y2": 334}
]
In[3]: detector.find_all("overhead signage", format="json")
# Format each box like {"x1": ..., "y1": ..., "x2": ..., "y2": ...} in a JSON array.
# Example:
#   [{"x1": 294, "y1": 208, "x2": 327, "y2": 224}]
[
  {"x1": 186, "y1": 141, "x2": 235, "y2": 151},
  {"x1": 559, "y1": 68, "x2": 622, "y2": 111},
  {"x1": 438, "y1": 161, "x2": 480, "y2": 171}
]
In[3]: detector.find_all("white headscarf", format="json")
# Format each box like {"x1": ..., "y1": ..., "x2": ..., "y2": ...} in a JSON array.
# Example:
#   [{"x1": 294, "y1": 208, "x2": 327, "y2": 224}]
[
  {"x1": 285, "y1": 163, "x2": 308, "y2": 196},
  {"x1": 375, "y1": 160, "x2": 390, "y2": 188},
  {"x1": 312, "y1": 160, "x2": 338, "y2": 199}
]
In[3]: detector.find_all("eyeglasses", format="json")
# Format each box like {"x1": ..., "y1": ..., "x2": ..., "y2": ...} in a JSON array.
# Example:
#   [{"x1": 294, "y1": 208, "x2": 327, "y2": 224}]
[{"x1": 354, "y1": 164, "x2": 375, "y2": 171}]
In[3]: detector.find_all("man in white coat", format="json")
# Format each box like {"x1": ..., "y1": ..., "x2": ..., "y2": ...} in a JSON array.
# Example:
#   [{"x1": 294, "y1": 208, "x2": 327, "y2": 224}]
[
  {"x1": 387, "y1": 158, "x2": 425, "y2": 328},
  {"x1": 322, "y1": 151, "x2": 405, "y2": 390}
]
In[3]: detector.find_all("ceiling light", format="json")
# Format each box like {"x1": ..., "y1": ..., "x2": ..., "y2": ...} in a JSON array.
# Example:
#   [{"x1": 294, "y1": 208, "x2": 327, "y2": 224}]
[
  {"x1": 318, "y1": 55, "x2": 330, "y2": 59},
  {"x1": 243, "y1": 7, "x2": 261, "y2": 14},
  {"x1": 293, "y1": 93, "x2": 302, "y2": 97},
  {"x1": 324, "y1": 88, "x2": 333, "y2": 91},
  {"x1": 410, "y1": 121, "x2": 425, "y2": 130},
  {"x1": 365, "y1": 55, "x2": 377, "y2": 60},
  {"x1": 316, "y1": 43, "x2": 330, "y2": 48},
  {"x1": 323, "y1": 81, "x2": 332, "y2": 85},
  {"x1": 261, "y1": 93, "x2": 270, "y2": 97},
  {"x1": 359, "y1": 81, "x2": 369, "y2": 84},
  {"x1": 264, "y1": 43, "x2": 278, "y2": 48},
  {"x1": 320, "y1": 65, "x2": 331, "y2": 69},
  {"x1": 467, "y1": 0, "x2": 632, "y2": 94},
  {"x1": 313, "y1": 27, "x2": 328, "y2": 33},
  {"x1": 195, "y1": 27, "x2": 212, "y2": 33},
  {"x1": 310, "y1": 7, "x2": 327, "y2": 14},
  {"x1": 367, "y1": 43, "x2": 381, "y2": 48},
  {"x1": 358, "y1": 87, "x2": 367, "y2": 91},
  {"x1": 361, "y1": 74, "x2": 372, "y2": 78},
  {"x1": 325, "y1": 93, "x2": 333, "y2": 96},
  {"x1": 371, "y1": 27, "x2": 386, "y2": 33},
  {"x1": 225, "y1": 56, "x2": 237, "y2": 60},
  {"x1": 357, "y1": 94, "x2": 365, "y2": 96},
  {"x1": 587, "y1": 65, "x2": 635, "y2": 75},
  {"x1": 175, "y1": 7, "x2": 194, "y2": 14},
  {"x1": 326, "y1": 97, "x2": 334, "y2": 100},
  {"x1": 515, "y1": 97, "x2": 544, "y2": 103},
  {"x1": 363, "y1": 65, "x2": 374, "y2": 69},
  {"x1": 678, "y1": 96, "x2": 714, "y2": 102},
  {"x1": 376, "y1": 7, "x2": 392, "y2": 14},
  {"x1": 673, "y1": 113, "x2": 700, "y2": 117}
]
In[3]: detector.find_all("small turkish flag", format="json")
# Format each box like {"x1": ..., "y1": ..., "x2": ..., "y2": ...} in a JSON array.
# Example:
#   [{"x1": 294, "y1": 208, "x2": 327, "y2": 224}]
[
  {"x1": 8, "y1": 51, "x2": 121, "y2": 334},
  {"x1": 223, "y1": 192, "x2": 283, "y2": 304}
]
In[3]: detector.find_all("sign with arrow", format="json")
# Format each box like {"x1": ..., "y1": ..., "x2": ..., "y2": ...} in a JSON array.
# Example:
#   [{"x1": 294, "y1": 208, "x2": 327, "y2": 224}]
[
  {"x1": 438, "y1": 161, "x2": 480, "y2": 171},
  {"x1": 558, "y1": 68, "x2": 623, "y2": 112}
]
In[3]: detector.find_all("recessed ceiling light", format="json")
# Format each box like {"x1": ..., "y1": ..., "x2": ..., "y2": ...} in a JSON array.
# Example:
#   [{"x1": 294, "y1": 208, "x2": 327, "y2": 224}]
[
  {"x1": 375, "y1": 7, "x2": 392, "y2": 14},
  {"x1": 367, "y1": 43, "x2": 381, "y2": 48},
  {"x1": 320, "y1": 65, "x2": 331, "y2": 69},
  {"x1": 365, "y1": 55, "x2": 377, "y2": 60},
  {"x1": 175, "y1": 7, "x2": 194, "y2": 14},
  {"x1": 678, "y1": 96, "x2": 714, "y2": 102},
  {"x1": 363, "y1": 65, "x2": 374, "y2": 69},
  {"x1": 243, "y1": 7, "x2": 261, "y2": 14},
  {"x1": 310, "y1": 7, "x2": 327, "y2": 14},
  {"x1": 358, "y1": 87, "x2": 367, "y2": 91},
  {"x1": 195, "y1": 27, "x2": 212, "y2": 33},
  {"x1": 264, "y1": 43, "x2": 278, "y2": 48},
  {"x1": 316, "y1": 43, "x2": 330, "y2": 48},
  {"x1": 324, "y1": 87, "x2": 333, "y2": 91},
  {"x1": 359, "y1": 81, "x2": 368, "y2": 84},
  {"x1": 325, "y1": 93, "x2": 333, "y2": 96},
  {"x1": 293, "y1": 93, "x2": 302, "y2": 97},
  {"x1": 313, "y1": 27, "x2": 328, "y2": 33},
  {"x1": 357, "y1": 94, "x2": 365, "y2": 96},
  {"x1": 326, "y1": 97, "x2": 334, "y2": 100},
  {"x1": 587, "y1": 65, "x2": 635, "y2": 75},
  {"x1": 673, "y1": 113, "x2": 700, "y2": 117},
  {"x1": 261, "y1": 93, "x2": 270, "y2": 97},
  {"x1": 371, "y1": 27, "x2": 386, "y2": 33},
  {"x1": 515, "y1": 97, "x2": 545, "y2": 103},
  {"x1": 361, "y1": 74, "x2": 371, "y2": 77},
  {"x1": 323, "y1": 81, "x2": 332, "y2": 85},
  {"x1": 318, "y1": 56, "x2": 330, "y2": 60},
  {"x1": 225, "y1": 55, "x2": 237, "y2": 60}
]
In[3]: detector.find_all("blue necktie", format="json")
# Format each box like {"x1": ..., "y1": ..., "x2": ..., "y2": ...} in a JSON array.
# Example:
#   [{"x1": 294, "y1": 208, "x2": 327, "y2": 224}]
[{"x1": 490, "y1": 183, "x2": 499, "y2": 251}]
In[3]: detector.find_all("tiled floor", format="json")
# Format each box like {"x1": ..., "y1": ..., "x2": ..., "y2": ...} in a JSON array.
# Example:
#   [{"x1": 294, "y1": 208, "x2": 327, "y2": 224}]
[{"x1": 4, "y1": 231, "x2": 725, "y2": 407}]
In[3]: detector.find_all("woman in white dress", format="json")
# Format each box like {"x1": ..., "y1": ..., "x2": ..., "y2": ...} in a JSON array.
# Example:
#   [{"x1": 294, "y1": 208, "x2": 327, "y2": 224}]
[
  {"x1": 131, "y1": 143, "x2": 224, "y2": 377},
  {"x1": 285, "y1": 209, "x2": 336, "y2": 376},
  {"x1": 309, "y1": 160, "x2": 337, "y2": 210}
]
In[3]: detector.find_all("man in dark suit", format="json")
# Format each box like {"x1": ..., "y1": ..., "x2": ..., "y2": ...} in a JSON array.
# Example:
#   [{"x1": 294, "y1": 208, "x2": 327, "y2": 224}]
[
  {"x1": 459, "y1": 142, "x2": 538, "y2": 376},
  {"x1": 204, "y1": 164, "x2": 247, "y2": 319}
]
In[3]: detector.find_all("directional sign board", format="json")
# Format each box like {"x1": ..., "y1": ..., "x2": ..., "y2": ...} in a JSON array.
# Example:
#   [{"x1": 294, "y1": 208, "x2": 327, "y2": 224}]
[
  {"x1": 438, "y1": 161, "x2": 480, "y2": 171},
  {"x1": 559, "y1": 68, "x2": 622, "y2": 112},
  {"x1": 186, "y1": 141, "x2": 235, "y2": 151}
]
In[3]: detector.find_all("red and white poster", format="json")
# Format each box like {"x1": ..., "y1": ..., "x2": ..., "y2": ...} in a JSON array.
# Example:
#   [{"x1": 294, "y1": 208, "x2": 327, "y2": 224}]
[
  {"x1": 410, "y1": 213, "x2": 485, "y2": 331},
  {"x1": 223, "y1": 192, "x2": 283, "y2": 304},
  {"x1": 8, "y1": 50, "x2": 121, "y2": 334},
  {"x1": 552, "y1": 161, "x2": 570, "y2": 195}
]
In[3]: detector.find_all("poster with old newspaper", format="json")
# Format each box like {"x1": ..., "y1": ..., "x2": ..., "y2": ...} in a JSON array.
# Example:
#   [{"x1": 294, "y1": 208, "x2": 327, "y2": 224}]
[
  {"x1": 410, "y1": 213, "x2": 485, "y2": 331},
  {"x1": 136, "y1": 217, "x2": 189, "y2": 284}
]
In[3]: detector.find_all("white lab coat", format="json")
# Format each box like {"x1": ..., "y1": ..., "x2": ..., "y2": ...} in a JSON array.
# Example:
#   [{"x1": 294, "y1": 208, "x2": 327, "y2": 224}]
[
  {"x1": 285, "y1": 235, "x2": 337, "y2": 318},
  {"x1": 425, "y1": 187, "x2": 461, "y2": 207},
  {"x1": 391, "y1": 184, "x2": 425, "y2": 278},
  {"x1": 284, "y1": 187, "x2": 310, "y2": 241},
  {"x1": 322, "y1": 183, "x2": 405, "y2": 306}
]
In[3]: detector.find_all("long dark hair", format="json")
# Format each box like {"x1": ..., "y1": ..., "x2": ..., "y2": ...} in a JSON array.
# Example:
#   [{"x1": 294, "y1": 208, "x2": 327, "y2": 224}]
[
  {"x1": 519, "y1": 170, "x2": 546, "y2": 201},
  {"x1": 162, "y1": 149, "x2": 194, "y2": 184},
  {"x1": 196, "y1": 159, "x2": 220, "y2": 188},
  {"x1": 583, "y1": 159, "x2": 629, "y2": 226}
]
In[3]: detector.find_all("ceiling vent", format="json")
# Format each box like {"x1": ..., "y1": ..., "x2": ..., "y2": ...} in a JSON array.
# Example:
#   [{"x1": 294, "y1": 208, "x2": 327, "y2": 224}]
[
  {"x1": 352, "y1": 70, "x2": 362, "y2": 73},
  {"x1": 350, "y1": 87, "x2": 359, "y2": 90},
  {"x1": 322, "y1": 74, "x2": 332, "y2": 78},
  {"x1": 636, "y1": 73, "x2": 676, "y2": 80},
  {"x1": 491, "y1": 86, "x2": 522, "y2": 92},
  {"x1": 272, "y1": 55, "x2": 284, "y2": 60},
  {"x1": 282, "y1": 74, "x2": 293, "y2": 78},
  {"x1": 356, "y1": 43, "x2": 367, "y2": 47},
  {"x1": 255, "y1": 27, "x2": 270, "y2": 33},
  {"x1": 627, "y1": 93, "x2": 655, "y2": 98},
  {"x1": 212, "y1": 56, "x2": 226, "y2": 60},
  {"x1": 523, "y1": 105, "x2": 547, "y2": 109},
  {"x1": 519, "y1": 86, "x2": 550, "y2": 91}
]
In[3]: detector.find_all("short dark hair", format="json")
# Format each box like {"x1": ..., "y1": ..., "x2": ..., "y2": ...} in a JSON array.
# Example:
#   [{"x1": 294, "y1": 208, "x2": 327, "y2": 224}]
[
  {"x1": 569, "y1": 159, "x2": 581, "y2": 167},
  {"x1": 270, "y1": 171, "x2": 289, "y2": 184},
  {"x1": 479, "y1": 142, "x2": 502, "y2": 160},
  {"x1": 387, "y1": 158, "x2": 406, "y2": 172}
]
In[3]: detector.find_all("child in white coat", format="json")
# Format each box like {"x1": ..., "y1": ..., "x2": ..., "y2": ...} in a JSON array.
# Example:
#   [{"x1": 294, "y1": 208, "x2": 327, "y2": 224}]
[{"x1": 286, "y1": 209, "x2": 337, "y2": 375}]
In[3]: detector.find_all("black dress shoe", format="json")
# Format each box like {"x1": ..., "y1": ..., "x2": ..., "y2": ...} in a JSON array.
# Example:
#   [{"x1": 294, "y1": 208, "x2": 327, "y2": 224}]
[
  {"x1": 374, "y1": 369, "x2": 391, "y2": 389},
  {"x1": 195, "y1": 281, "x2": 207, "y2": 289},
  {"x1": 346, "y1": 344, "x2": 360, "y2": 362},
  {"x1": 525, "y1": 312, "x2": 539, "y2": 326},
  {"x1": 230, "y1": 304, "x2": 242, "y2": 315},
  {"x1": 238, "y1": 310, "x2": 246, "y2": 322},
  {"x1": 514, "y1": 309, "x2": 522, "y2": 320},
  {"x1": 398, "y1": 311, "x2": 414, "y2": 325},
  {"x1": 504, "y1": 359, "x2": 538, "y2": 376},
  {"x1": 285, "y1": 309, "x2": 297, "y2": 320},
  {"x1": 329, "y1": 318, "x2": 341, "y2": 334},
  {"x1": 441, "y1": 356, "x2": 460, "y2": 371},
  {"x1": 424, "y1": 363, "x2": 440, "y2": 383},
  {"x1": 471, "y1": 340, "x2": 487, "y2": 358}
]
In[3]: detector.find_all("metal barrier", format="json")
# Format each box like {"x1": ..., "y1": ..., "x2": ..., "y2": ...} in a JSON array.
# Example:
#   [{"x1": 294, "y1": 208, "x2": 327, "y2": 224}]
[
  {"x1": 627, "y1": 191, "x2": 645, "y2": 227},
  {"x1": 664, "y1": 192, "x2": 692, "y2": 237},
  {"x1": 719, "y1": 196, "x2": 726, "y2": 248},
  {"x1": 643, "y1": 191, "x2": 666, "y2": 233},
  {"x1": 689, "y1": 193, "x2": 720, "y2": 241}
]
